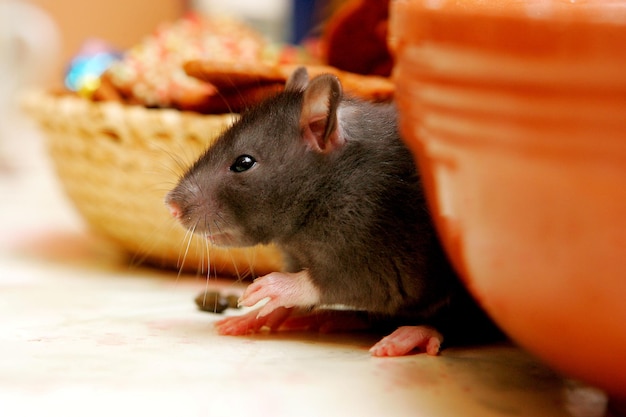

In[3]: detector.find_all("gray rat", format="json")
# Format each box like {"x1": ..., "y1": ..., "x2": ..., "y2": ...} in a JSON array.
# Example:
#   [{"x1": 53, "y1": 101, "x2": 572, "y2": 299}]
[{"x1": 165, "y1": 67, "x2": 501, "y2": 356}]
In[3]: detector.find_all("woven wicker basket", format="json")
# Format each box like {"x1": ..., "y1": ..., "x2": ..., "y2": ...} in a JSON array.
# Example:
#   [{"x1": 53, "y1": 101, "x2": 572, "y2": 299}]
[{"x1": 24, "y1": 91, "x2": 284, "y2": 277}]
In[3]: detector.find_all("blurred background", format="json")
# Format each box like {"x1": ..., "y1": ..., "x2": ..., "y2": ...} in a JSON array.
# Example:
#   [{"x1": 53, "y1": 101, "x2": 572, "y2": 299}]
[
  {"x1": 1, "y1": 0, "x2": 325, "y2": 89},
  {"x1": 0, "y1": 0, "x2": 327, "y2": 162}
]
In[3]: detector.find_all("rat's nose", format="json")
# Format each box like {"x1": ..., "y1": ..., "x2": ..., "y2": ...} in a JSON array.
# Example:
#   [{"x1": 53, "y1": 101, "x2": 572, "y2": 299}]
[{"x1": 166, "y1": 199, "x2": 182, "y2": 219}]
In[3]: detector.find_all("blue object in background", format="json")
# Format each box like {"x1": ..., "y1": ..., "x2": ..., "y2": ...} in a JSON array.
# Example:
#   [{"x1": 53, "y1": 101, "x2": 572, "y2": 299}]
[
  {"x1": 64, "y1": 39, "x2": 121, "y2": 96},
  {"x1": 291, "y1": 0, "x2": 323, "y2": 44}
]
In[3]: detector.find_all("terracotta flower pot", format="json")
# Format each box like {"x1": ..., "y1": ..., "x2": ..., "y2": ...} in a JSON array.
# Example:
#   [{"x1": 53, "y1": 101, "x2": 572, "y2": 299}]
[{"x1": 390, "y1": 0, "x2": 626, "y2": 399}]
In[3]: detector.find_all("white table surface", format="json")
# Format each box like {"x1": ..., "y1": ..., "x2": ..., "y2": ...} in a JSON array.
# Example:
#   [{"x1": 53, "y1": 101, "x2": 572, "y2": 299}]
[{"x1": 0, "y1": 112, "x2": 611, "y2": 417}]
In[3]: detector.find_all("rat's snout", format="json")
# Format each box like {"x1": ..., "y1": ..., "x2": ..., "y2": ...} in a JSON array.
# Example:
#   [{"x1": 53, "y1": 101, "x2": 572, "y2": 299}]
[
  {"x1": 164, "y1": 181, "x2": 219, "y2": 236},
  {"x1": 166, "y1": 199, "x2": 183, "y2": 219},
  {"x1": 164, "y1": 190, "x2": 185, "y2": 220}
]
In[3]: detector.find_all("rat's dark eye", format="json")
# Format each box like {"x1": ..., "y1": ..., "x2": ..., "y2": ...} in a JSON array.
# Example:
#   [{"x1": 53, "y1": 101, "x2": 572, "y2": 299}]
[{"x1": 230, "y1": 155, "x2": 257, "y2": 173}]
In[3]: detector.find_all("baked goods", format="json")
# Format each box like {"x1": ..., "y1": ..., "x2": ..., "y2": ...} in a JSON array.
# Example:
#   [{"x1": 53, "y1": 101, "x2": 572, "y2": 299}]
[
  {"x1": 92, "y1": 14, "x2": 268, "y2": 112},
  {"x1": 184, "y1": 60, "x2": 394, "y2": 105},
  {"x1": 83, "y1": 13, "x2": 394, "y2": 114}
]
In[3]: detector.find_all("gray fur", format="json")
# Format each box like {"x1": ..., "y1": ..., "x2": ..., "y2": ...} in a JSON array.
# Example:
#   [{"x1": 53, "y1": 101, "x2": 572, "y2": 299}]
[{"x1": 166, "y1": 71, "x2": 501, "y2": 345}]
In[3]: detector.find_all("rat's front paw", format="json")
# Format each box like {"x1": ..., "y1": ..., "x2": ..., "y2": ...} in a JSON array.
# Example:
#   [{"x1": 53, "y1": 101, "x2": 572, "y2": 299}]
[
  {"x1": 238, "y1": 270, "x2": 321, "y2": 317},
  {"x1": 369, "y1": 325, "x2": 444, "y2": 357},
  {"x1": 215, "y1": 306, "x2": 293, "y2": 335}
]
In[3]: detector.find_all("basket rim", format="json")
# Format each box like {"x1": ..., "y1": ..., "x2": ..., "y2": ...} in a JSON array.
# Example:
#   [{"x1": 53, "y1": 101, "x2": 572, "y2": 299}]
[{"x1": 22, "y1": 90, "x2": 239, "y2": 126}]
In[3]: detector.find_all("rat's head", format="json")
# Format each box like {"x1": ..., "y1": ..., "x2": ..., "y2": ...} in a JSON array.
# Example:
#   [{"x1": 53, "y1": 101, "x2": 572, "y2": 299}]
[{"x1": 165, "y1": 67, "x2": 345, "y2": 247}]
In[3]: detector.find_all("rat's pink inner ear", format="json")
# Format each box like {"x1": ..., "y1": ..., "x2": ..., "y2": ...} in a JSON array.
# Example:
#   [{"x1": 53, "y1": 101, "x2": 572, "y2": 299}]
[
  {"x1": 300, "y1": 74, "x2": 344, "y2": 153},
  {"x1": 302, "y1": 116, "x2": 340, "y2": 153}
]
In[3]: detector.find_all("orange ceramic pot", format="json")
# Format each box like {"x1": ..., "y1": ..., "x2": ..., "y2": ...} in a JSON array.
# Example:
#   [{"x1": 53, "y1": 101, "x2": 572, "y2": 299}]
[{"x1": 390, "y1": 0, "x2": 626, "y2": 398}]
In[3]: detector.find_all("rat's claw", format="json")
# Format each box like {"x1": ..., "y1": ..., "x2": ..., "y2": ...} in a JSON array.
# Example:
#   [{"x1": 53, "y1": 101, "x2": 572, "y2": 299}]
[
  {"x1": 236, "y1": 280, "x2": 260, "y2": 308},
  {"x1": 369, "y1": 325, "x2": 444, "y2": 357}
]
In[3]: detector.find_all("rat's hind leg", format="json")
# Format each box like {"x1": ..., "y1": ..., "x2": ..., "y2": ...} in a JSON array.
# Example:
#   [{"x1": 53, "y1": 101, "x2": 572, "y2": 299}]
[
  {"x1": 215, "y1": 306, "x2": 293, "y2": 335},
  {"x1": 369, "y1": 325, "x2": 444, "y2": 357}
]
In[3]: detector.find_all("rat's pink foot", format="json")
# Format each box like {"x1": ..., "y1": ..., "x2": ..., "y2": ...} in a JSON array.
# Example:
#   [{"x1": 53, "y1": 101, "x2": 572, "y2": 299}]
[
  {"x1": 238, "y1": 270, "x2": 321, "y2": 317},
  {"x1": 215, "y1": 306, "x2": 293, "y2": 335},
  {"x1": 369, "y1": 325, "x2": 444, "y2": 357}
]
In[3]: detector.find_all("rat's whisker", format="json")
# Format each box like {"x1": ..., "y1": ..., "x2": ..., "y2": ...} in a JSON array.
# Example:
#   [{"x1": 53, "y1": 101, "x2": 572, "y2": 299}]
[
  {"x1": 227, "y1": 248, "x2": 242, "y2": 282},
  {"x1": 212, "y1": 218, "x2": 226, "y2": 237},
  {"x1": 155, "y1": 139, "x2": 197, "y2": 176},
  {"x1": 197, "y1": 233, "x2": 205, "y2": 276},
  {"x1": 204, "y1": 235, "x2": 212, "y2": 282},
  {"x1": 214, "y1": 212, "x2": 231, "y2": 233},
  {"x1": 176, "y1": 224, "x2": 193, "y2": 268},
  {"x1": 212, "y1": 87, "x2": 236, "y2": 115},
  {"x1": 199, "y1": 213, "x2": 212, "y2": 275},
  {"x1": 176, "y1": 222, "x2": 198, "y2": 281}
]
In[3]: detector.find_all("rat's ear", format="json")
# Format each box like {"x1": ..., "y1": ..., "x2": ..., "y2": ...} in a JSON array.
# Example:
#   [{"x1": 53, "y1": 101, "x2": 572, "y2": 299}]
[
  {"x1": 300, "y1": 74, "x2": 343, "y2": 153},
  {"x1": 285, "y1": 67, "x2": 309, "y2": 92}
]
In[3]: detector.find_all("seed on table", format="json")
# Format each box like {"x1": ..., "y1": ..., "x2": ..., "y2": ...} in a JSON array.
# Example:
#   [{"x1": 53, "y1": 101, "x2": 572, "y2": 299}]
[
  {"x1": 226, "y1": 294, "x2": 240, "y2": 309},
  {"x1": 194, "y1": 291, "x2": 241, "y2": 314}
]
